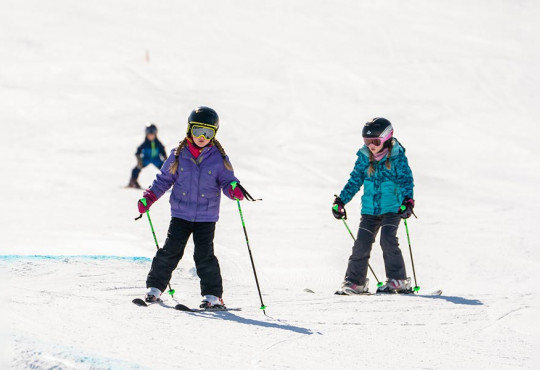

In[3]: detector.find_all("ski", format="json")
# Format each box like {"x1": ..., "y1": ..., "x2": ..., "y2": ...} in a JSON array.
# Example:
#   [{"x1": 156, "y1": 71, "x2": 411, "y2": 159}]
[
  {"x1": 374, "y1": 289, "x2": 443, "y2": 296},
  {"x1": 334, "y1": 290, "x2": 374, "y2": 296},
  {"x1": 305, "y1": 288, "x2": 442, "y2": 296},
  {"x1": 421, "y1": 289, "x2": 443, "y2": 296},
  {"x1": 132, "y1": 298, "x2": 162, "y2": 307},
  {"x1": 132, "y1": 298, "x2": 241, "y2": 311},
  {"x1": 174, "y1": 303, "x2": 241, "y2": 312},
  {"x1": 132, "y1": 298, "x2": 148, "y2": 306}
]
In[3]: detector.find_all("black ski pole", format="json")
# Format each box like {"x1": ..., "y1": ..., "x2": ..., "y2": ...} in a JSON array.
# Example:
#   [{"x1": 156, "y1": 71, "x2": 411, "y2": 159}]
[
  {"x1": 231, "y1": 182, "x2": 267, "y2": 315},
  {"x1": 135, "y1": 198, "x2": 175, "y2": 298}
]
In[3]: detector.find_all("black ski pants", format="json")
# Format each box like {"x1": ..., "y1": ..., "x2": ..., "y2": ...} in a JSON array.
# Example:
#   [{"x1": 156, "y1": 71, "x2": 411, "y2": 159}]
[
  {"x1": 146, "y1": 217, "x2": 223, "y2": 297},
  {"x1": 345, "y1": 213, "x2": 407, "y2": 285}
]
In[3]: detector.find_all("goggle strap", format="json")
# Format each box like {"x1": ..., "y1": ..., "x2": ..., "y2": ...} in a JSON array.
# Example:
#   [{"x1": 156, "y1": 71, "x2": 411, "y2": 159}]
[{"x1": 189, "y1": 121, "x2": 217, "y2": 129}]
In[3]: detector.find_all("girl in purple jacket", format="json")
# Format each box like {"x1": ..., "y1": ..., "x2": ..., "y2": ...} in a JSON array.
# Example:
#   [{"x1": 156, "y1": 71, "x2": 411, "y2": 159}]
[{"x1": 137, "y1": 106, "x2": 245, "y2": 309}]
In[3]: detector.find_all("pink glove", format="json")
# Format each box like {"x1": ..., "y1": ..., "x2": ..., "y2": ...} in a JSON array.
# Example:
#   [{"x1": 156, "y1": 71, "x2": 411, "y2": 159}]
[
  {"x1": 138, "y1": 189, "x2": 158, "y2": 213},
  {"x1": 227, "y1": 183, "x2": 244, "y2": 201}
]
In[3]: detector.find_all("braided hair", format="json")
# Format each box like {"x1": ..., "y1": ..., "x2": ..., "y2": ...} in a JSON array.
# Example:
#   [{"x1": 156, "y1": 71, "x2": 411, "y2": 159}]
[
  {"x1": 367, "y1": 139, "x2": 394, "y2": 176},
  {"x1": 213, "y1": 139, "x2": 234, "y2": 171},
  {"x1": 168, "y1": 138, "x2": 188, "y2": 174}
]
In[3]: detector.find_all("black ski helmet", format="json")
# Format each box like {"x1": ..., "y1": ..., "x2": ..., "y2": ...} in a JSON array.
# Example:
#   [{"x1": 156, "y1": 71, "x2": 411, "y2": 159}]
[
  {"x1": 145, "y1": 123, "x2": 158, "y2": 135},
  {"x1": 186, "y1": 106, "x2": 219, "y2": 136},
  {"x1": 362, "y1": 117, "x2": 393, "y2": 140}
]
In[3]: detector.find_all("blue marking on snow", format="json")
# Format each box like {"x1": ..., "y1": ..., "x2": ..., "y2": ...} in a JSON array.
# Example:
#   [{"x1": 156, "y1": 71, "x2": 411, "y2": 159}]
[
  {"x1": 14, "y1": 335, "x2": 151, "y2": 369},
  {"x1": 0, "y1": 255, "x2": 151, "y2": 262}
]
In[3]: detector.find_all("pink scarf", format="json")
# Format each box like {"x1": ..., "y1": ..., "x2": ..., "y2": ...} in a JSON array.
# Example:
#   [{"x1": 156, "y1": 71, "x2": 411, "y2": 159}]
[
  {"x1": 186, "y1": 138, "x2": 213, "y2": 159},
  {"x1": 373, "y1": 148, "x2": 389, "y2": 161}
]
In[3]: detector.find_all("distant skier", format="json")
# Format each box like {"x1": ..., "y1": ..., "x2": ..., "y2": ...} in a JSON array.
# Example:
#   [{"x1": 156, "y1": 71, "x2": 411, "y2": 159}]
[
  {"x1": 127, "y1": 123, "x2": 167, "y2": 189},
  {"x1": 333, "y1": 117, "x2": 415, "y2": 295},
  {"x1": 137, "y1": 106, "x2": 246, "y2": 309}
]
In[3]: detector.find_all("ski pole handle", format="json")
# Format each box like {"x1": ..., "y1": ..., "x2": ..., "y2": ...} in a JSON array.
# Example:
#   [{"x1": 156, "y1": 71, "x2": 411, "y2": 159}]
[
  {"x1": 134, "y1": 198, "x2": 148, "y2": 220},
  {"x1": 134, "y1": 198, "x2": 149, "y2": 220},
  {"x1": 230, "y1": 181, "x2": 262, "y2": 201},
  {"x1": 230, "y1": 181, "x2": 241, "y2": 201},
  {"x1": 400, "y1": 203, "x2": 417, "y2": 218}
]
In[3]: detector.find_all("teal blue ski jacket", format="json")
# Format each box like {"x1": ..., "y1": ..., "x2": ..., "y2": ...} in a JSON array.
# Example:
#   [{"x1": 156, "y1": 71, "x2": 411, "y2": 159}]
[{"x1": 339, "y1": 138, "x2": 414, "y2": 215}]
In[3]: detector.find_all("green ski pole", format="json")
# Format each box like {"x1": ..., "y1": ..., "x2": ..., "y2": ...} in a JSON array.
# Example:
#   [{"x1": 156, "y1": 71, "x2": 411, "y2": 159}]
[
  {"x1": 401, "y1": 205, "x2": 420, "y2": 292},
  {"x1": 231, "y1": 182, "x2": 267, "y2": 315},
  {"x1": 138, "y1": 198, "x2": 176, "y2": 298},
  {"x1": 340, "y1": 218, "x2": 383, "y2": 288}
]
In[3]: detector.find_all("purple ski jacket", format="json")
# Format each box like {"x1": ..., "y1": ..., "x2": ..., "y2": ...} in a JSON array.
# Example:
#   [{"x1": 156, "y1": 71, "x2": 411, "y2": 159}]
[{"x1": 148, "y1": 145, "x2": 239, "y2": 222}]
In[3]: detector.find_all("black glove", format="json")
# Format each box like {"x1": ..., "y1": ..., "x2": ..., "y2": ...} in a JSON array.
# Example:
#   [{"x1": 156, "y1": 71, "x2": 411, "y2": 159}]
[
  {"x1": 398, "y1": 198, "x2": 415, "y2": 219},
  {"x1": 332, "y1": 196, "x2": 347, "y2": 220}
]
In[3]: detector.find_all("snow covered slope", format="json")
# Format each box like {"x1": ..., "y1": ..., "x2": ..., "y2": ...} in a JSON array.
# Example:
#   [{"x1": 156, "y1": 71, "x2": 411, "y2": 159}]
[{"x1": 1, "y1": 0, "x2": 538, "y2": 368}]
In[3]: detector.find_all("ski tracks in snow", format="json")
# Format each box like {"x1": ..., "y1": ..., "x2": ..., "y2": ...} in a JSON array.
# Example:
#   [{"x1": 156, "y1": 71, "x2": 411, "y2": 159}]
[{"x1": 3, "y1": 257, "x2": 534, "y2": 369}]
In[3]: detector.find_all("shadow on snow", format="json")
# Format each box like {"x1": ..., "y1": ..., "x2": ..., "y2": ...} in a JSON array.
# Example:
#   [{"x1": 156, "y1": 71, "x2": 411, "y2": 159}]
[
  {"x1": 181, "y1": 310, "x2": 314, "y2": 335},
  {"x1": 420, "y1": 294, "x2": 483, "y2": 306}
]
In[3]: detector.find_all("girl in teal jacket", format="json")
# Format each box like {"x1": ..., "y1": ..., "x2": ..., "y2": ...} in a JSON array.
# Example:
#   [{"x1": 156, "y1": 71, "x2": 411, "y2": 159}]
[{"x1": 333, "y1": 118, "x2": 415, "y2": 295}]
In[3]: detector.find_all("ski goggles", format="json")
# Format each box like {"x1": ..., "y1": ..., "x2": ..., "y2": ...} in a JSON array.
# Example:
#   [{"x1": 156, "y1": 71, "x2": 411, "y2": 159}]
[
  {"x1": 364, "y1": 137, "x2": 383, "y2": 146},
  {"x1": 191, "y1": 125, "x2": 216, "y2": 140}
]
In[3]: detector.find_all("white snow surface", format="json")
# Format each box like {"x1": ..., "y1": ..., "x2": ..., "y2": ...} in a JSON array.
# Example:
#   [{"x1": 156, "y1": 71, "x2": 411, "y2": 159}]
[{"x1": 1, "y1": 0, "x2": 539, "y2": 369}]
